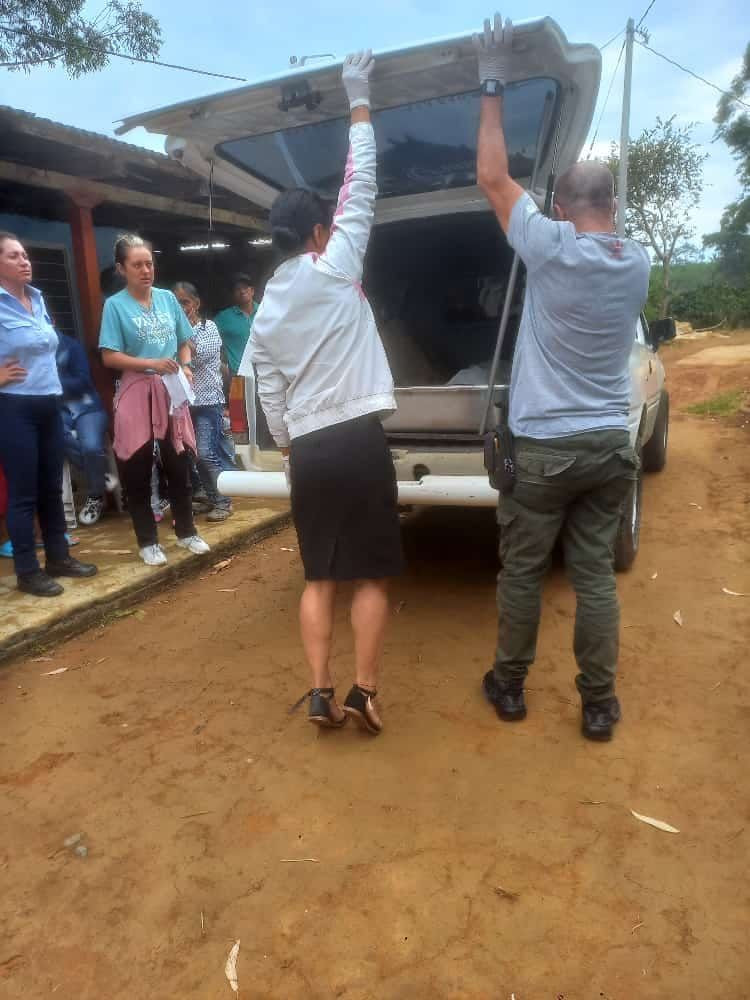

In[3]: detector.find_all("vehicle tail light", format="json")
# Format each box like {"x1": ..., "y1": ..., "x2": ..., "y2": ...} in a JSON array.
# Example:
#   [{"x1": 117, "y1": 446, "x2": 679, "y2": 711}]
[{"x1": 229, "y1": 376, "x2": 249, "y2": 443}]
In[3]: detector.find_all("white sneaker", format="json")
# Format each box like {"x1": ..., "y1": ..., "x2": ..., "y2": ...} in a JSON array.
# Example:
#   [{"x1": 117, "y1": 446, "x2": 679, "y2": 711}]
[
  {"x1": 139, "y1": 543, "x2": 168, "y2": 567},
  {"x1": 176, "y1": 535, "x2": 211, "y2": 556},
  {"x1": 79, "y1": 496, "x2": 105, "y2": 526}
]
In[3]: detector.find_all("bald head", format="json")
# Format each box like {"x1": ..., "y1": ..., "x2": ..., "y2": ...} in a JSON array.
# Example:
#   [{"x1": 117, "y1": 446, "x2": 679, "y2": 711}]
[{"x1": 554, "y1": 161, "x2": 615, "y2": 226}]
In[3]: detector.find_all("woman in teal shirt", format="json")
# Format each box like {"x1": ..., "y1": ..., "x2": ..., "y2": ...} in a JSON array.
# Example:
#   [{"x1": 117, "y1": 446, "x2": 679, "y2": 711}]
[{"x1": 99, "y1": 234, "x2": 210, "y2": 567}]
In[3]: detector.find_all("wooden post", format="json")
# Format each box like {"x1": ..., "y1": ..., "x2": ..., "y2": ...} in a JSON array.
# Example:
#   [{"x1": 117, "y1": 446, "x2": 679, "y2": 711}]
[{"x1": 66, "y1": 192, "x2": 114, "y2": 413}]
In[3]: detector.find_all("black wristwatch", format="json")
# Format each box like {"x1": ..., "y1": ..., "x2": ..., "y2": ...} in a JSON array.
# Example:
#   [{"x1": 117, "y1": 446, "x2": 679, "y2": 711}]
[{"x1": 481, "y1": 79, "x2": 505, "y2": 98}]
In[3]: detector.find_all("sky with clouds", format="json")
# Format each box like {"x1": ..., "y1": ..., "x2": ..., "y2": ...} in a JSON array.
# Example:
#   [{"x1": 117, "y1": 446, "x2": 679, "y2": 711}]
[{"x1": 3, "y1": 0, "x2": 745, "y2": 240}]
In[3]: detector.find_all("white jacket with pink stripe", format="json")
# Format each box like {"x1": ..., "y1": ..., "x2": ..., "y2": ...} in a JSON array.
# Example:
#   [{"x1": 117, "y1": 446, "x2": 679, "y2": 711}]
[{"x1": 238, "y1": 122, "x2": 396, "y2": 448}]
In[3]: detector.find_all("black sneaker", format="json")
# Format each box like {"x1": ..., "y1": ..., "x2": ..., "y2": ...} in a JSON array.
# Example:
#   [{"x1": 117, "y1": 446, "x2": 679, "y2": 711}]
[
  {"x1": 46, "y1": 556, "x2": 98, "y2": 579},
  {"x1": 482, "y1": 670, "x2": 527, "y2": 721},
  {"x1": 17, "y1": 570, "x2": 64, "y2": 597},
  {"x1": 582, "y1": 697, "x2": 621, "y2": 742}
]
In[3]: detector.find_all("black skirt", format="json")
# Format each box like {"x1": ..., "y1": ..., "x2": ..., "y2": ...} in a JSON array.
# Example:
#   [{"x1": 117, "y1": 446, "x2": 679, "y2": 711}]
[{"x1": 290, "y1": 414, "x2": 405, "y2": 581}]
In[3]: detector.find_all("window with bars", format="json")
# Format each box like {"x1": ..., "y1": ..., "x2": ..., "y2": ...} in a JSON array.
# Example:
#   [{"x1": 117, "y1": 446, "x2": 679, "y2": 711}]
[{"x1": 25, "y1": 244, "x2": 81, "y2": 341}]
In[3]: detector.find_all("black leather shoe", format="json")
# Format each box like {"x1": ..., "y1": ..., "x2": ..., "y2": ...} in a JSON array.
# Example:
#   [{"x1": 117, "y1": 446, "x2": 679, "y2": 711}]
[
  {"x1": 17, "y1": 570, "x2": 64, "y2": 597},
  {"x1": 483, "y1": 670, "x2": 527, "y2": 721},
  {"x1": 582, "y1": 697, "x2": 621, "y2": 741},
  {"x1": 46, "y1": 556, "x2": 98, "y2": 579}
]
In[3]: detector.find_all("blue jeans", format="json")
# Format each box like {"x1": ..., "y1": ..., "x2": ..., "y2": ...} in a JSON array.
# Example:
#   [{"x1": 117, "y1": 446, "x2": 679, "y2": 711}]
[
  {"x1": 62, "y1": 407, "x2": 108, "y2": 497},
  {"x1": 0, "y1": 394, "x2": 69, "y2": 576},
  {"x1": 191, "y1": 405, "x2": 235, "y2": 509}
]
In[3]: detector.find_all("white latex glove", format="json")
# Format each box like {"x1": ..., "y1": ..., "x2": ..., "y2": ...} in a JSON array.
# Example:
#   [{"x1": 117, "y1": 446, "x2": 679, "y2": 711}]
[
  {"x1": 342, "y1": 50, "x2": 375, "y2": 110},
  {"x1": 472, "y1": 13, "x2": 514, "y2": 86},
  {"x1": 282, "y1": 455, "x2": 291, "y2": 491}
]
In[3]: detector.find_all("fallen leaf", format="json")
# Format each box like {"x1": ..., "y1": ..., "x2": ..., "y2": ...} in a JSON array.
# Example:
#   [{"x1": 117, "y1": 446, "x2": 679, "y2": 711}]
[
  {"x1": 630, "y1": 809, "x2": 680, "y2": 834},
  {"x1": 98, "y1": 548, "x2": 132, "y2": 555},
  {"x1": 395, "y1": 601, "x2": 406, "y2": 614},
  {"x1": 217, "y1": 588, "x2": 237, "y2": 593},
  {"x1": 96, "y1": 657, "x2": 108, "y2": 665},
  {"x1": 650, "y1": 572, "x2": 658, "y2": 580},
  {"x1": 225, "y1": 939, "x2": 240, "y2": 993},
  {"x1": 280, "y1": 547, "x2": 295, "y2": 552},
  {"x1": 280, "y1": 858, "x2": 320, "y2": 863},
  {"x1": 673, "y1": 610, "x2": 683, "y2": 627},
  {"x1": 632, "y1": 921, "x2": 644, "y2": 934},
  {"x1": 113, "y1": 608, "x2": 146, "y2": 620},
  {"x1": 210, "y1": 558, "x2": 233, "y2": 574},
  {"x1": 32, "y1": 656, "x2": 53, "y2": 662},
  {"x1": 493, "y1": 885, "x2": 520, "y2": 901},
  {"x1": 42, "y1": 667, "x2": 68, "y2": 676},
  {"x1": 688, "y1": 502, "x2": 703, "y2": 510},
  {"x1": 722, "y1": 587, "x2": 748, "y2": 597}
]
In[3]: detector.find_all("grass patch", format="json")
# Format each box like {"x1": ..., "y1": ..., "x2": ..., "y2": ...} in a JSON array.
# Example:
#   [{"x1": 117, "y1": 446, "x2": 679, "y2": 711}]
[{"x1": 686, "y1": 390, "x2": 745, "y2": 418}]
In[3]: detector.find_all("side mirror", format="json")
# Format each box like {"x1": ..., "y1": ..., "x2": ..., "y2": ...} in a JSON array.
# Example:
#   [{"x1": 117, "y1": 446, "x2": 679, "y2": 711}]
[{"x1": 649, "y1": 318, "x2": 676, "y2": 347}]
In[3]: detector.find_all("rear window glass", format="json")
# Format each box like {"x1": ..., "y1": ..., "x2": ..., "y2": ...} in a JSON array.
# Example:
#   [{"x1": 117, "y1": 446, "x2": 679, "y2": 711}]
[{"x1": 217, "y1": 77, "x2": 558, "y2": 200}]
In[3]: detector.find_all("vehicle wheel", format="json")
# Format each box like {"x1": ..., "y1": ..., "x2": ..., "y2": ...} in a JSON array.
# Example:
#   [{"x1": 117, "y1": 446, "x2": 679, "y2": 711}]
[
  {"x1": 614, "y1": 463, "x2": 643, "y2": 572},
  {"x1": 642, "y1": 390, "x2": 669, "y2": 473}
]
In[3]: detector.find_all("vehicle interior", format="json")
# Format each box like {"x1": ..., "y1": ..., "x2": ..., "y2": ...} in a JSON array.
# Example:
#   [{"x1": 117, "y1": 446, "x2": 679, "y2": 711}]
[{"x1": 365, "y1": 211, "x2": 524, "y2": 388}]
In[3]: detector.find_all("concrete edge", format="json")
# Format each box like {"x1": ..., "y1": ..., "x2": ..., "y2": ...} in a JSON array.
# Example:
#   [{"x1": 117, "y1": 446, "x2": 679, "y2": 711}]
[{"x1": 0, "y1": 511, "x2": 291, "y2": 668}]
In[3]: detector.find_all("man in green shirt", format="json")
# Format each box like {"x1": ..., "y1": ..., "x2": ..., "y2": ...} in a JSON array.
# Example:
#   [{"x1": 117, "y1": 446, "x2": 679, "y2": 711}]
[{"x1": 214, "y1": 273, "x2": 258, "y2": 375}]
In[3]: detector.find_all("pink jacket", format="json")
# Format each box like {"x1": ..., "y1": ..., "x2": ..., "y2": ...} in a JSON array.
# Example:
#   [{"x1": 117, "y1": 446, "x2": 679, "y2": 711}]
[{"x1": 113, "y1": 371, "x2": 196, "y2": 461}]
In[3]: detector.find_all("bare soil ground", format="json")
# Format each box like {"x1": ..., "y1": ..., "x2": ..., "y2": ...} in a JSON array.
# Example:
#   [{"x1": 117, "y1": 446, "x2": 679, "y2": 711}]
[{"x1": 1, "y1": 333, "x2": 749, "y2": 999}]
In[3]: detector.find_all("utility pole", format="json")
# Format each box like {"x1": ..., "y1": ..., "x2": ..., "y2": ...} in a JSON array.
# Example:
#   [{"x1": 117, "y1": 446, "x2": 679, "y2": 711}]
[{"x1": 617, "y1": 17, "x2": 635, "y2": 237}]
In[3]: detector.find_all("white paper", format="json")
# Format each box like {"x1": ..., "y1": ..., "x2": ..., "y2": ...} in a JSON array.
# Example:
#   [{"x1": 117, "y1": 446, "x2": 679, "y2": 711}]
[{"x1": 161, "y1": 369, "x2": 195, "y2": 410}]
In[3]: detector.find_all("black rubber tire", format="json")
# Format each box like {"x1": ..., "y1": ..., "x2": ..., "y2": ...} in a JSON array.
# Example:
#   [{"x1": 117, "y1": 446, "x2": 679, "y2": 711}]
[
  {"x1": 642, "y1": 390, "x2": 669, "y2": 473},
  {"x1": 614, "y1": 461, "x2": 643, "y2": 572}
]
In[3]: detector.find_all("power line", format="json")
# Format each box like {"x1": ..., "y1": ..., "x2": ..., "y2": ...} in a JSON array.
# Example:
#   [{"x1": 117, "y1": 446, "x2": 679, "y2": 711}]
[
  {"x1": 636, "y1": 0, "x2": 658, "y2": 28},
  {"x1": 587, "y1": 38, "x2": 627, "y2": 157},
  {"x1": 637, "y1": 40, "x2": 750, "y2": 110},
  {"x1": 0, "y1": 25, "x2": 247, "y2": 82},
  {"x1": 600, "y1": 28, "x2": 625, "y2": 52}
]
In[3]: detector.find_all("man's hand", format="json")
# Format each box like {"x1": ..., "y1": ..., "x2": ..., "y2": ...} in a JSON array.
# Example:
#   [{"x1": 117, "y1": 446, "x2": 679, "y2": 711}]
[
  {"x1": 0, "y1": 360, "x2": 27, "y2": 387},
  {"x1": 473, "y1": 13, "x2": 514, "y2": 86},
  {"x1": 343, "y1": 50, "x2": 374, "y2": 110}
]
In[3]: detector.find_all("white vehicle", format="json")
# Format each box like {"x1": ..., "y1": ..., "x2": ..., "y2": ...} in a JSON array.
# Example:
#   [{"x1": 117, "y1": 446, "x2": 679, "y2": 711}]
[{"x1": 119, "y1": 18, "x2": 673, "y2": 569}]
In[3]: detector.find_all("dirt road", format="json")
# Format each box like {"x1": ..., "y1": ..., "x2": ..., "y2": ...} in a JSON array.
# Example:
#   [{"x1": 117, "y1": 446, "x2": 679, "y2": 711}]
[{"x1": 1, "y1": 335, "x2": 749, "y2": 999}]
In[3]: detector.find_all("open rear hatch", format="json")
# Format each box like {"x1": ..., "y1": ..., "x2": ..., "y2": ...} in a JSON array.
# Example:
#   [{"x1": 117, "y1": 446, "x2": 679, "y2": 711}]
[
  {"x1": 117, "y1": 18, "x2": 600, "y2": 219},
  {"x1": 119, "y1": 20, "x2": 600, "y2": 440}
]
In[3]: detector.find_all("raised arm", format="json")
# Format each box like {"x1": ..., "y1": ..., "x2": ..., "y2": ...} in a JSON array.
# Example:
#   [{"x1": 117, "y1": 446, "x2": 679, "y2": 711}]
[
  {"x1": 320, "y1": 51, "x2": 377, "y2": 282},
  {"x1": 474, "y1": 14, "x2": 525, "y2": 233}
]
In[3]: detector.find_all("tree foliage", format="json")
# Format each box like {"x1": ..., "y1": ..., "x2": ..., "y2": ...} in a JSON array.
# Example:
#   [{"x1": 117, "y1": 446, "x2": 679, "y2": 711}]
[
  {"x1": 0, "y1": 0, "x2": 161, "y2": 77},
  {"x1": 704, "y1": 42, "x2": 750, "y2": 284},
  {"x1": 608, "y1": 116, "x2": 707, "y2": 317}
]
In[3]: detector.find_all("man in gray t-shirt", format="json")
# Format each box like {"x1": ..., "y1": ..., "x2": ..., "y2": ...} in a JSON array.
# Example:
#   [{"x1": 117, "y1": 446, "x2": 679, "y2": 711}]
[{"x1": 473, "y1": 14, "x2": 649, "y2": 742}]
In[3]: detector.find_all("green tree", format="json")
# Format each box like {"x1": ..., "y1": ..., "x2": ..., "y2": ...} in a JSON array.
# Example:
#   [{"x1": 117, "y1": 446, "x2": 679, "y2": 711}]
[
  {"x1": 0, "y1": 1, "x2": 161, "y2": 77},
  {"x1": 609, "y1": 117, "x2": 707, "y2": 317},
  {"x1": 704, "y1": 42, "x2": 750, "y2": 284}
]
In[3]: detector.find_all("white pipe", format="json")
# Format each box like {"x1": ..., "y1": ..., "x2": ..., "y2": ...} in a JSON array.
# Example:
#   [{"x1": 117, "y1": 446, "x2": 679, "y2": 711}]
[{"x1": 218, "y1": 471, "x2": 499, "y2": 508}]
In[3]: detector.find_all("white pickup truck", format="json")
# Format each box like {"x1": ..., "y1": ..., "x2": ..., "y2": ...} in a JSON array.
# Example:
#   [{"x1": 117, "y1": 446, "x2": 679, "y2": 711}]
[{"x1": 119, "y1": 17, "x2": 673, "y2": 569}]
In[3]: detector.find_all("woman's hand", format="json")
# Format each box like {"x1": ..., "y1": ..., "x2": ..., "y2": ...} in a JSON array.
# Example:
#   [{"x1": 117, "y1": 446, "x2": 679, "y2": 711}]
[
  {"x1": 342, "y1": 50, "x2": 374, "y2": 110},
  {"x1": 149, "y1": 357, "x2": 180, "y2": 375},
  {"x1": 0, "y1": 359, "x2": 27, "y2": 387}
]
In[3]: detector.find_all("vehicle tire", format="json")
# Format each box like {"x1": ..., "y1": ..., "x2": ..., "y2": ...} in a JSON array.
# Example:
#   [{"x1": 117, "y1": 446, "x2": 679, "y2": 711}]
[
  {"x1": 642, "y1": 390, "x2": 669, "y2": 473},
  {"x1": 614, "y1": 461, "x2": 643, "y2": 572}
]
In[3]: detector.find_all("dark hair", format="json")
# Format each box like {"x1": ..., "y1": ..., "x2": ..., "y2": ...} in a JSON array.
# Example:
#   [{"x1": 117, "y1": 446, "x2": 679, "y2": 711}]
[
  {"x1": 0, "y1": 231, "x2": 20, "y2": 250},
  {"x1": 173, "y1": 280, "x2": 200, "y2": 300},
  {"x1": 269, "y1": 189, "x2": 333, "y2": 256},
  {"x1": 230, "y1": 272, "x2": 255, "y2": 291},
  {"x1": 114, "y1": 233, "x2": 152, "y2": 266}
]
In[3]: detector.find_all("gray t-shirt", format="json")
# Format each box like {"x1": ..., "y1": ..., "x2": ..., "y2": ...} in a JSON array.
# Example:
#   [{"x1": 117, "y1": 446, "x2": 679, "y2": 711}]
[{"x1": 506, "y1": 193, "x2": 650, "y2": 439}]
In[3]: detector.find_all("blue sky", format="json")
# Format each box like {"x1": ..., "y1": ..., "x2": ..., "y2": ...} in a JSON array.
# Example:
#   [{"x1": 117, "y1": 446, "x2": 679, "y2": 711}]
[{"x1": 3, "y1": 0, "x2": 745, "y2": 239}]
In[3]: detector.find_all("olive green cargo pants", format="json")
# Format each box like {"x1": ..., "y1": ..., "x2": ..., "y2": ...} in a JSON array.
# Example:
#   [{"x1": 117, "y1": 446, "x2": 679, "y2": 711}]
[{"x1": 493, "y1": 429, "x2": 639, "y2": 704}]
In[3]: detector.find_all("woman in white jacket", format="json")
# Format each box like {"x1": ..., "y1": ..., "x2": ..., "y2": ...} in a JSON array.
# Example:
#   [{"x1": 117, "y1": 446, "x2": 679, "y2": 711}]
[{"x1": 242, "y1": 51, "x2": 403, "y2": 735}]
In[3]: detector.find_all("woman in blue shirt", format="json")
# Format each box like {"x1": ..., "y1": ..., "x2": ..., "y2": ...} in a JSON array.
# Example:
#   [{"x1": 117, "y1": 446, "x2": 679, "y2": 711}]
[{"x1": 0, "y1": 232, "x2": 97, "y2": 596}]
